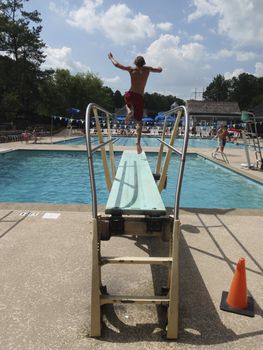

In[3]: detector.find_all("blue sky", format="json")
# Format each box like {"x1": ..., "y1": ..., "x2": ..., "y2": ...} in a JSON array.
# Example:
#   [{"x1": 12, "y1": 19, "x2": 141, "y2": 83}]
[{"x1": 25, "y1": 0, "x2": 263, "y2": 100}]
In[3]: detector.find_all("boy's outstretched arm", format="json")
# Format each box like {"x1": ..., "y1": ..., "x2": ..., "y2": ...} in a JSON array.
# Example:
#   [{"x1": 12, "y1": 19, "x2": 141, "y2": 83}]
[
  {"x1": 149, "y1": 66, "x2": 163, "y2": 73},
  {"x1": 108, "y1": 52, "x2": 131, "y2": 71}
]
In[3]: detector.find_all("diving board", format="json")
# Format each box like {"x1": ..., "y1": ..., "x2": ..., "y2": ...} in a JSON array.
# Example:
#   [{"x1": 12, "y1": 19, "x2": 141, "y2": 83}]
[
  {"x1": 105, "y1": 150, "x2": 166, "y2": 216},
  {"x1": 86, "y1": 103, "x2": 189, "y2": 339}
]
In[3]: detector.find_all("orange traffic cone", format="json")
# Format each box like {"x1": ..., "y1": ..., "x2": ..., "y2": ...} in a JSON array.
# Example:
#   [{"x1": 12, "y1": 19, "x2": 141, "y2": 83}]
[{"x1": 220, "y1": 258, "x2": 254, "y2": 317}]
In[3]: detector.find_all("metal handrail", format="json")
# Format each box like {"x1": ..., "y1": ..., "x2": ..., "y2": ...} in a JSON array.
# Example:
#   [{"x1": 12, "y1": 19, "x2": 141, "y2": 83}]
[
  {"x1": 91, "y1": 137, "x2": 119, "y2": 154},
  {"x1": 157, "y1": 139, "x2": 183, "y2": 156},
  {"x1": 85, "y1": 103, "x2": 117, "y2": 218},
  {"x1": 157, "y1": 105, "x2": 189, "y2": 220}
]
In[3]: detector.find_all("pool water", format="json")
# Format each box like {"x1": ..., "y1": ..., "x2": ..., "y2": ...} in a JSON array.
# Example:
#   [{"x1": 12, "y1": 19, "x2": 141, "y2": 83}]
[
  {"x1": 56, "y1": 136, "x2": 244, "y2": 149},
  {"x1": 0, "y1": 150, "x2": 262, "y2": 208}
]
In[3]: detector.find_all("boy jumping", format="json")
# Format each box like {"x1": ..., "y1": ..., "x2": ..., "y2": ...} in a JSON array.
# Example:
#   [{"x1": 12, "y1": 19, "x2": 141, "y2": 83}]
[{"x1": 108, "y1": 52, "x2": 162, "y2": 154}]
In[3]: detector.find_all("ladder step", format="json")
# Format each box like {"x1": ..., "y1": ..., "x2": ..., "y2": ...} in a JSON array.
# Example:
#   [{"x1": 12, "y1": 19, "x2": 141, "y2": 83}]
[
  {"x1": 101, "y1": 256, "x2": 172, "y2": 265},
  {"x1": 101, "y1": 295, "x2": 170, "y2": 305}
]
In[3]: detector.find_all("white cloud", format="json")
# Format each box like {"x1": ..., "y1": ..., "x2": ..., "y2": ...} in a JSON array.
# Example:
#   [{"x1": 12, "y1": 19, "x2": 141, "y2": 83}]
[
  {"x1": 157, "y1": 22, "x2": 173, "y2": 31},
  {"x1": 255, "y1": 62, "x2": 263, "y2": 77},
  {"x1": 141, "y1": 34, "x2": 208, "y2": 98},
  {"x1": 49, "y1": 0, "x2": 70, "y2": 17},
  {"x1": 103, "y1": 76, "x2": 121, "y2": 84},
  {"x1": 211, "y1": 48, "x2": 257, "y2": 62},
  {"x1": 67, "y1": 1, "x2": 155, "y2": 45},
  {"x1": 101, "y1": 5, "x2": 155, "y2": 44},
  {"x1": 214, "y1": 49, "x2": 234, "y2": 59},
  {"x1": 188, "y1": 0, "x2": 218, "y2": 22},
  {"x1": 190, "y1": 34, "x2": 204, "y2": 42},
  {"x1": 42, "y1": 46, "x2": 90, "y2": 72},
  {"x1": 66, "y1": 0, "x2": 102, "y2": 32},
  {"x1": 188, "y1": 0, "x2": 263, "y2": 47},
  {"x1": 224, "y1": 68, "x2": 245, "y2": 80},
  {"x1": 236, "y1": 51, "x2": 257, "y2": 62}
]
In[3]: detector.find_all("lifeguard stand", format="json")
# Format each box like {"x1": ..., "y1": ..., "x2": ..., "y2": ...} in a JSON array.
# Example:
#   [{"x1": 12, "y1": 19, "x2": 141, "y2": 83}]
[
  {"x1": 241, "y1": 111, "x2": 263, "y2": 170},
  {"x1": 85, "y1": 103, "x2": 190, "y2": 339}
]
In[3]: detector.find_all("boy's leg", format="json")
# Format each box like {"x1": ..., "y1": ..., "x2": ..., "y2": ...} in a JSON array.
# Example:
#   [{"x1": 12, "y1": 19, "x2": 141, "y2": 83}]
[
  {"x1": 215, "y1": 138, "x2": 220, "y2": 152},
  {"x1": 125, "y1": 104, "x2": 132, "y2": 126},
  {"x1": 136, "y1": 121, "x2": 142, "y2": 154},
  {"x1": 219, "y1": 139, "x2": 225, "y2": 152}
]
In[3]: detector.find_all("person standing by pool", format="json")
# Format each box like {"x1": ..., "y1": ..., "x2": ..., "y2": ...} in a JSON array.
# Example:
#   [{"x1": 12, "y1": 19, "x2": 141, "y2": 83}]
[
  {"x1": 21, "y1": 130, "x2": 30, "y2": 144},
  {"x1": 108, "y1": 52, "x2": 162, "y2": 154},
  {"x1": 215, "y1": 125, "x2": 229, "y2": 153}
]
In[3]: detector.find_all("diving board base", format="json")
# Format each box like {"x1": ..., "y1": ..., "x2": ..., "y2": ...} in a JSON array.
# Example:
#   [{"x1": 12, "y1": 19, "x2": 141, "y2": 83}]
[{"x1": 89, "y1": 215, "x2": 181, "y2": 340}]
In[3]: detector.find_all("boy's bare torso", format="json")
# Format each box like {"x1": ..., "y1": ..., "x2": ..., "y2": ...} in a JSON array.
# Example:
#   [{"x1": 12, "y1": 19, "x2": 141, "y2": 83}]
[
  {"x1": 218, "y1": 128, "x2": 228, "y2": 139},
  {"x1": 129, "y1": 67, "x2": 151, "y2": 95}
]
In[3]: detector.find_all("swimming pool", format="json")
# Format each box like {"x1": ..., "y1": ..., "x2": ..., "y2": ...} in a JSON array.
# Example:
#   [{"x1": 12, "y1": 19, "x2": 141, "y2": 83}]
[
  {"x1": 56, "y1": 136, "x2": 244, "y2": 149},
  {"x1": 0, "y1": 150, "x2": 262, "y2": 208}
]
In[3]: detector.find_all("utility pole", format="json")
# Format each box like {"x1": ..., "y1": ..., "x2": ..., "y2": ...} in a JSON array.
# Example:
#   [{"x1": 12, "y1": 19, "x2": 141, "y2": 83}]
[{"x1": 192, "y1": 88, "x2": 204, "y2": 100}]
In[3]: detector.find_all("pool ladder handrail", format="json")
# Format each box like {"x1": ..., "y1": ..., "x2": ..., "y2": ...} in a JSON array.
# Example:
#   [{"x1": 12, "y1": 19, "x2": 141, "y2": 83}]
[
  {"x1": 155, "y1": 105, "x2": 190, "y2": 220},
  {"x1": 85, "y1": 103, "x2": 119, "y2": 218}
]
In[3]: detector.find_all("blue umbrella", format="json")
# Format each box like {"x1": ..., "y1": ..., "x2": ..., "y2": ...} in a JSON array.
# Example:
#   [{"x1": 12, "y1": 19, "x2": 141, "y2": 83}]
[
  {"x1": 155, "y1": 115, "x2": 176, "y2": 122},
  {"x1": 155, "y1": 115, "x2": 165, "y2": 122},
  {"x1": 66, "y1": 107, "x2": 80, "y2": 114},
  {"x1": 142, "y1": 117, "x2": 154, "y2": 122}
]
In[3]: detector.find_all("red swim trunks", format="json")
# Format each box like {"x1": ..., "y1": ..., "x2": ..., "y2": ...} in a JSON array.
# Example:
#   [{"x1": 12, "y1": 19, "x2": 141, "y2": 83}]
[{"x1": 124, "y1": 91, "x2": 144, "y2": 121}]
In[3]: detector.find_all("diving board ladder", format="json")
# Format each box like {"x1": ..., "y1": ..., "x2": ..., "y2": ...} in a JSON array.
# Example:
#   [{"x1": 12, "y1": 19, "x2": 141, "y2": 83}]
[{"x1": 85, "y1": 103, "x2": 189, "y2": 339}]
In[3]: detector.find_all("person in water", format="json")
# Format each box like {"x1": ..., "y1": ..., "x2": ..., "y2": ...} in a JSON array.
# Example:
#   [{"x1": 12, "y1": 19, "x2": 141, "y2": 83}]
[{"x1": 108, "y1": 52, "x2": 162, "y2": 154}]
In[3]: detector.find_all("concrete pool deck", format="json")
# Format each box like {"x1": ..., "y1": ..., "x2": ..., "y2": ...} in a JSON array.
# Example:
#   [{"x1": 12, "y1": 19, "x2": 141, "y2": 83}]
[{"x1": 0, "y1": 138, "x2": 263, "y2": 349}]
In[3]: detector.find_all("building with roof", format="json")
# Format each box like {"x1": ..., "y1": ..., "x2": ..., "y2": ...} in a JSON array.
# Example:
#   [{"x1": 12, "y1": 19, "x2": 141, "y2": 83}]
[{"x1": 186, "y1": 100, "x2": 241, "y2": 126}]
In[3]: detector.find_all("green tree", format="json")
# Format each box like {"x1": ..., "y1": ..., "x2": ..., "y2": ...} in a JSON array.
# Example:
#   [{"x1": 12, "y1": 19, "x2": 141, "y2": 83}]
[
  {"x1": 203, "y1": 74, "x2": 230, "y2": 101},
  {"x1": 0, "y1": 0, "x2": 45, "y2": 64},
  {"x1": 38, "y1": 69, "x2": 114, "y2": 118},
  {"x1": 0, "y1": 55, "x2": 21, "y2": 120},
  {"x1": 229, "y1": 73, "x2": 258, "y2": 110},
  {"x1": 0, "y1": 0, "x2": 46, "y2": 120},
  {"x1": 113, "y1": 90, "x2": 124, "y2": 109},
  {"x1": 37, "y1": 69, "x2": 58, "y2": 117},
  {"x1": 62, "y1": 71, "x2": 114, "y2": 113},
  {"x1": 144, "y1": 92, "x2": 183, "y2": 116},
  {"x1": 251, "y1": 77, "x2": 263, "y2": 107}
]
